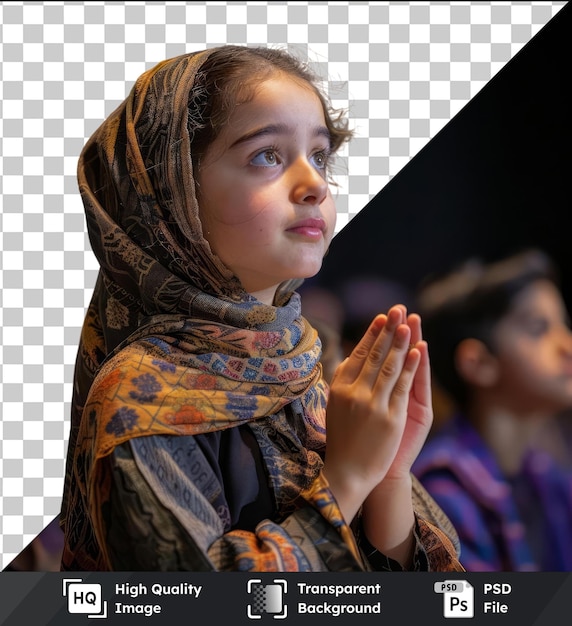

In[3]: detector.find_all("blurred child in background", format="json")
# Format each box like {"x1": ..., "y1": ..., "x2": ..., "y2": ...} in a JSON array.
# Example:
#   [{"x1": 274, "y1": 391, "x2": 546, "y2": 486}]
[{"x1": 413, "y1": 248, "x2": 572, "y2": 571}]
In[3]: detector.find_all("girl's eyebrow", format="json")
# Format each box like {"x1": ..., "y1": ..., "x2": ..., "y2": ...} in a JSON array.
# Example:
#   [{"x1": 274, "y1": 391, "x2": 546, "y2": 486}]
[{"x1": 229, "y1": 123, "x2": 331, "y2": 148}]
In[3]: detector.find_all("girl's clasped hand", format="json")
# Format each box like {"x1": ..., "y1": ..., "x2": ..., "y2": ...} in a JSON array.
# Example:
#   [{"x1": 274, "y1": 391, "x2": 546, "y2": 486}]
[{"x1": 324, "y1": 305, "x2": 434, "y2": 563}]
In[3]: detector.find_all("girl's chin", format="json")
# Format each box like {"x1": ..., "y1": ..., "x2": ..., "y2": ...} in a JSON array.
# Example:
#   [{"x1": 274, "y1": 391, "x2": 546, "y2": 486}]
[
  {"x1": 294, "y1": 256, "x2": 326, "y2": 277},
  {"x1": 292, "y1": 268, "x2": 322, "y2": 282}
]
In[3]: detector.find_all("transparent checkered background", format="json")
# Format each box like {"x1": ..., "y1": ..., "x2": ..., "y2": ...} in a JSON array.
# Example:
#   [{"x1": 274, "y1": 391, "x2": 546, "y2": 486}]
[{"x1": 0, "y1": 0, "x2": 566, "y2": 569}]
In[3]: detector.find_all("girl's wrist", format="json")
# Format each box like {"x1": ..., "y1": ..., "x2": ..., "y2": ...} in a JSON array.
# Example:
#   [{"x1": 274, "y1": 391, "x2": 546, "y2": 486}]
[
  {"x1": 321, "y1": 464, "x2": 371, "y2": 524},
  {"x1": 361, "y1": 475, "x2": 416, "y2": 568}
]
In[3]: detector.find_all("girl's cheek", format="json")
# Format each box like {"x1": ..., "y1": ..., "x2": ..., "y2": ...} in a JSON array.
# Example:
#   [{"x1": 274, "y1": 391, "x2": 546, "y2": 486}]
[{"x1": 325, "y1": 198, "x2": 337, "y2": 236}]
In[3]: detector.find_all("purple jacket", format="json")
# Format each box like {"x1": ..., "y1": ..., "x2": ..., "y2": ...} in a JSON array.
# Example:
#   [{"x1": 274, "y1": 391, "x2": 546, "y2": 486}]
[{"x1": 412, "y1": 414, "x2": 572, "y2": 571}]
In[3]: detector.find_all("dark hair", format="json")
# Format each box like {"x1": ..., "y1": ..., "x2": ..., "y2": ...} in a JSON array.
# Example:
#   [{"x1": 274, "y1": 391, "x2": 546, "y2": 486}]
[
  {"x1": 416, "y1": 248, "x2": 560, "y2": 410},
  {"x1": 188, "y1": 45, "x2": 353, "y2": 180}
]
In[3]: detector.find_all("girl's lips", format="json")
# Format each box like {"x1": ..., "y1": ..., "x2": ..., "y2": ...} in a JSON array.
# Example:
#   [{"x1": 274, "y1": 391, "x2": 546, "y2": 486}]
[{"x1": 287, "y1": 218, "x2": 326, "y2": 239}]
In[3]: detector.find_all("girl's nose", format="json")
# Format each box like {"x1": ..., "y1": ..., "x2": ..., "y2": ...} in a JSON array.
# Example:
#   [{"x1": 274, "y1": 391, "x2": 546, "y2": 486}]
[{"x1": 290, "y1": 158, "x2": 329, "y2": 206}]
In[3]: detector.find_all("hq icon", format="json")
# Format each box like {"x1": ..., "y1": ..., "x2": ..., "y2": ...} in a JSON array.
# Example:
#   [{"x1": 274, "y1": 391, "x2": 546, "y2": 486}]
[{"x1": 62, "y1": 579, "x2": 108, "y2": 619}]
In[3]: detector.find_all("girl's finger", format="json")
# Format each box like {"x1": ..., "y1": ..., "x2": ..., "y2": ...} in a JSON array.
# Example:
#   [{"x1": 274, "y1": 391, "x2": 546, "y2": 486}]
[
  {"x1": 370, "y1": 320, "x2": 412, "y2": 397},
  {"x1": 410, "y1": 339, "x2": 431, "y2": 403},
  {"x1": 333, "y1": 313, "x2": 387, "y2": 384},
  {"x1": 407, "y1": 313, "x2": 422, "y2": 347},
  {"x1": 356, "y1": 306, "x2": 406, "y2": 387},
  {"x1": 387, "y1": 344, "x2": 422, "y2": 414}
]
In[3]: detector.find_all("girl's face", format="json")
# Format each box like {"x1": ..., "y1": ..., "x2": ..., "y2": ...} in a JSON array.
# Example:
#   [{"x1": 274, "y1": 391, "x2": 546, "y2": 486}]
[
  {"x1": 491, "y1": 279, "x2": 572, "y2": 414},
  {"x1": 196, "y1": 74, "x2": 337, "y2": 304}
]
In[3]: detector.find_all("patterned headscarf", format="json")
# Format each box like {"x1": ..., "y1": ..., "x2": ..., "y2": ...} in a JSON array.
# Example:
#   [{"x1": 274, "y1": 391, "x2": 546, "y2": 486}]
[{"x1": 60, "y1": 48, "x2": 329, "y2": 543}]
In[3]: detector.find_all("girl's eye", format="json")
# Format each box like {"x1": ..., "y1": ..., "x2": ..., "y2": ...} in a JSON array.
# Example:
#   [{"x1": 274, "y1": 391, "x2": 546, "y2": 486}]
[
  {"x1": 312, "y1": 150, "x2": 329, "y2": 170},
  {"x1": 251, "y1": 150, "x2": 280, "y2": 167}
]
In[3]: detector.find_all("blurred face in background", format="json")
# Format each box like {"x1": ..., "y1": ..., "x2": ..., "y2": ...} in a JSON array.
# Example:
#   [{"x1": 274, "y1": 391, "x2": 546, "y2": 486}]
[{"x1": 490, "y1": 279, "x2": 572, "y2": 414}]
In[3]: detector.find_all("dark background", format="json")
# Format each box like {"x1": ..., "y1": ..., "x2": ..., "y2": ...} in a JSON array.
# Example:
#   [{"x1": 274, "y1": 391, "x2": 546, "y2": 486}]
[{"x1": 309, "y1": 2, "x2": 571, "y2": 314}]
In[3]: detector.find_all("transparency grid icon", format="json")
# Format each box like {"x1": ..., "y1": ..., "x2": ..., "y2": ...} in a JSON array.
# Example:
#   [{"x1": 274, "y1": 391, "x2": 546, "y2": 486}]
[{"x1": 0, "y1": 1, "x2": 566, "y2": 570}]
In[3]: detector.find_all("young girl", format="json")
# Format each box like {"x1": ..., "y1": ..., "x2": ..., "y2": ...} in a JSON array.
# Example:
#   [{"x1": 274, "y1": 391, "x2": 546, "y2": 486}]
[{"x1": 59, "y1": 45, "x2": 462, "y2": 572}]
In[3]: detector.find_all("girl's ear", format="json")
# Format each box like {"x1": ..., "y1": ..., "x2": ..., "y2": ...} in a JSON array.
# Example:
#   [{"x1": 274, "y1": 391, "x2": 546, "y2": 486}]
[{"x1": 454, "y1": 338, "x2": 500, "y2": 388}]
